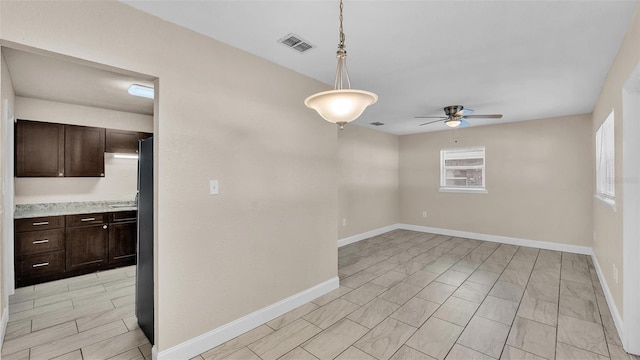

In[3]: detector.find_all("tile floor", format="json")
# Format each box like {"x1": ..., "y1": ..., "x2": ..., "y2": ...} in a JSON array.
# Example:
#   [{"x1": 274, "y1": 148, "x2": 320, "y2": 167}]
[
  {"x1": 1, "y1": 265, "x2": 151, "y2": 360},
  {"x1": 195, "y1": 230, "x2": 637, "y2": 360},
  {"x1": 3, "y1": 230, "x2": 639, "y2": 360}
]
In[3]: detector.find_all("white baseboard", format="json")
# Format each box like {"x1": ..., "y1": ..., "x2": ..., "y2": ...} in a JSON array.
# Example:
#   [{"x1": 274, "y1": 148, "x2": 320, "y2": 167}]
[
  {"x1": 1, "y1": 306, "x2": 7, "y2": 347},
  {"x1": 591, "y1": 252, "x2": 625, "y2": 345},
  {"x1": 398, "y1": 224, "x2": 593, "y2": 255},
  {"x1": 338, "y1": 224, "x2": 400, "y2": 247},
  {"x1": 157, "y1": 276, "x2": 339, "y2": 360},
  {"x1": 152, "y1": 345, "x2": 158, "y2": 360}
]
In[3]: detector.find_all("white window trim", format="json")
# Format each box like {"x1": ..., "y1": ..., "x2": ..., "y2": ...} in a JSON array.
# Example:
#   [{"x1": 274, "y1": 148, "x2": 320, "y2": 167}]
[
  {"x1": 594, "y1": 194, "x2": 617, "y2": 212},
  {"x1": 439, "y1": 187, "x2": 488, "y2": 194},
  {"x1": 595, "y1": 110, "x2": 615, "y2": 210},
  {"x1": 440, "y1": 146, "x2": 487, "y2": 194}
]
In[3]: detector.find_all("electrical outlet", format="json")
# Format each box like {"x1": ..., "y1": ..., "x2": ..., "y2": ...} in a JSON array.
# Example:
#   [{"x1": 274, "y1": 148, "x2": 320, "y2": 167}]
[
  {"x1": 422, "y1": 211, "x2": 427, "y2": 218},
  {"x1": 613, "y1": 264, "x2": 618, "y2": 284},
  {"x1": 342, "y1": 218, "x2": 347, "y2": 227}
]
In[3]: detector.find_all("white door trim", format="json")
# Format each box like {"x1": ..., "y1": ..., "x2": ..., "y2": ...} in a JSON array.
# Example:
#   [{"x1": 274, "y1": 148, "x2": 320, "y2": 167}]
[
  {"x1": 622, "y1": 62, "x2": 640, "y2": 355},
  {"x1": 2, "y1": 98, "x2": 15, "y2": 297}
]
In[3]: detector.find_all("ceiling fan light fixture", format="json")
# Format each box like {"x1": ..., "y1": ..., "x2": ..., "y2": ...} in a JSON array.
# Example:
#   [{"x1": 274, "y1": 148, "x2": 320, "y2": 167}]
[
  {"x1": 304, "y1": 0, "x2": 377, "y2": 129},
  {"x1": 445, "y1": 118, "x2": 462, "y2": 128}
]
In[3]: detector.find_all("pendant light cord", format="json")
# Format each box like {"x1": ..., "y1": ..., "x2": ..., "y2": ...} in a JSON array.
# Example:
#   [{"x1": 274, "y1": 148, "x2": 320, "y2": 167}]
[
  {"x1": 334, "y1": 0, "x2": 352, "y2": 90},
  {"x1": 338, "y1": 0, "x2": 345, "y2": 49}
]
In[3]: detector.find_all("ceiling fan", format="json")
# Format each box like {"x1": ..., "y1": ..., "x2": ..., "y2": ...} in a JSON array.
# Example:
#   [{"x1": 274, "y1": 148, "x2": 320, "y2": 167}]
[{"x1": 415, "y1": 105, "x2": 503, "y2": 128}]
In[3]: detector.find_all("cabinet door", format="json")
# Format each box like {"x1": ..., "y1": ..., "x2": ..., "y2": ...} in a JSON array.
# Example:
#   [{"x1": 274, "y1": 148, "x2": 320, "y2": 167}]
[
  {"x1": 108, "y1": 221, "x2": 137, "y2": 266},
  {"x1": 65, "y1": 125, "x2": 105, "y2": 177},
  {"x1": 105, "y1": 129, "x2": 153, "y2": 154},
  {"x1": 15, "y1": 120, "x2": 64, "y2": 177},
  {"x1": 65, "y1": 224, "x2": 108, "y2": 271},
  {"x1": 105, "y1": 129, "x2": 140, "y2": 153}
]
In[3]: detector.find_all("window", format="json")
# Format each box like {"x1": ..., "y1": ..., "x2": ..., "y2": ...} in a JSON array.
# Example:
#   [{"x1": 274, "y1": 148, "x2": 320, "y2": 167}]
[
  {"x1": 596, "y1": 110, "x2": 615, "y2": 207},
  {"x1": 440, "y1": 146, "x2": 486, "y2": 193}
]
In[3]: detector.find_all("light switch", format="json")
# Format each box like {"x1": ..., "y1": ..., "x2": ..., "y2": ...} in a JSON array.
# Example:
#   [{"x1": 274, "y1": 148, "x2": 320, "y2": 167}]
[{"x1": 209, "y1": 179, "x2": 219, "y2": 195}]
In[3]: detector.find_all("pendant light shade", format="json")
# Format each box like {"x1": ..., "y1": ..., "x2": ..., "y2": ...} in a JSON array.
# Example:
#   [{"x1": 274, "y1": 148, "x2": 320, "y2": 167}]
[
  {"x1": 305, "y1": 0, "x2": 378, "y2": 129},
  {"x1": 304, "y1": 89, "x2": 378, "y2": 126}
]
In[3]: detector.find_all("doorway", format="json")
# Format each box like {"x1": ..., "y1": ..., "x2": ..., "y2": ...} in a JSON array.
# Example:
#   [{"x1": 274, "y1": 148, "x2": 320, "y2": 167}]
[
  {"x1": 622, "y1": 61, "x2": 640, "y2": 355},
  {"x1": 0, "y1": 44, "x2": 157, "y2": 353}
]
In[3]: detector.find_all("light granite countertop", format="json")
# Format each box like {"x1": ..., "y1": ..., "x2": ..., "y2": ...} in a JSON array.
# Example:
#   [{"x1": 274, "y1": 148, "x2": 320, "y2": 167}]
[{"x1": 14, "y1": 200, "x2": 137, "y2": 219}]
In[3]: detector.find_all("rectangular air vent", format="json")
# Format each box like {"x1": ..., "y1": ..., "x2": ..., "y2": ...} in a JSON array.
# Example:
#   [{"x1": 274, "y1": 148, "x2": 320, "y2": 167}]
[
  {"x1": 370, "y1": 122, "x2": 385, "y2": 126},
  {"x1": 279, "y1": 33, "x2": 314, "y2": 53}
]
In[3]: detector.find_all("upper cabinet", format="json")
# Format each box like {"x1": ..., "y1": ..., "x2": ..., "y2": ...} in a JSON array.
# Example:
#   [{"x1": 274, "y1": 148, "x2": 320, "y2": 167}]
[
  {"x1": 15, "y1": 119, "x2": 150, "y2": 178},
  {"x1": 15, "y1": 120, "x2": 65, "y2": 177},
  {"x1": 105, "y1": 129, "x2": 152, "y2": 154},
  {"x1": 65, "y1": 125, "x2": 105, "y2": 177}
]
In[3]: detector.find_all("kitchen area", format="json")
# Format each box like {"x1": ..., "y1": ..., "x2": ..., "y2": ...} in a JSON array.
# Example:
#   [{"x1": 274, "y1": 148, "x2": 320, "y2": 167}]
[{"x1": 1, "y1": 46, "x2": 156, "y2": 355}]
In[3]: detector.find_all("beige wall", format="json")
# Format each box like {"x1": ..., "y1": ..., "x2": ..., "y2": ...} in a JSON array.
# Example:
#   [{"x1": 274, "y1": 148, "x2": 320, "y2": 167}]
[
  {"x1": 338, "y1": 125, "x2": 399, "y2": 239},
  {"x1": 13, "y1": 97, "x2": 153, "y2": 204},
  {"x1": 0, "y1": 0, "x2": 337, "y2": 352},
  {"x1": 591, "y1": 8, "x2": 640, "y2": 317},
  {"x1": 1, "y1": 49, "x2": 16, "y2": 331},
  {"x1": 400, "y1": 114, "x2": 593, "y2": 246},
  {"x1": 15, "y1": 96, "x2": 153, "y2": 132}
]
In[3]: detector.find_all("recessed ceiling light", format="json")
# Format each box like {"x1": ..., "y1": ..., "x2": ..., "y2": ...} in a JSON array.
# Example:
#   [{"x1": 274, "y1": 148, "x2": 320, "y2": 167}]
[{"x1": 128, "y1": 84, "x2": 154, "y2": 99}]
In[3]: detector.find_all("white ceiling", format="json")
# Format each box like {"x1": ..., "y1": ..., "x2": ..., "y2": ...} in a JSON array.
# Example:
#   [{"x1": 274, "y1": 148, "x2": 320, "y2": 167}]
[
  {"x1": 122, "y1": 0, "x2": 639, "y2": 134},
  {"x1": 2, "y1": 48, "x2": 154, "y2": 116}
]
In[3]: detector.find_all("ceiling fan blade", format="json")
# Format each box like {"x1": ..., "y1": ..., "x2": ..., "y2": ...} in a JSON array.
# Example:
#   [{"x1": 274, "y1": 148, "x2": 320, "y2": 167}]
[
  {"x1": 455, "y1": 109, "x2": 474, "y2": 117},
  {"x1": 414, "y1": 116, "x2": 446, "y2": 119},
  {"x1": 419, "y1": 119, "x2": 445, "y2": 126},
  {"x1": 459, "y1": 119, "x2": 470, "y2": 127},
  {"x1": 463, "y1": 114, "x2": 503, "y2": 119}
]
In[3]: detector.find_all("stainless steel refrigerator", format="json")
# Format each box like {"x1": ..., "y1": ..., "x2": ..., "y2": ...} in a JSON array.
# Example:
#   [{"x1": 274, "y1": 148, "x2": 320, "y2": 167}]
[{"x1": 137, "y1": 136, "x2": 154, "y2": 344}]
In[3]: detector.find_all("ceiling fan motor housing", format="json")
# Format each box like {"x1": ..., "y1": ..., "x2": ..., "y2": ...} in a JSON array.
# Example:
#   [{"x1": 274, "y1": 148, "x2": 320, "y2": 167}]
[{"x1": 444, "y1": 105, "x2": 464, "y2": 118}]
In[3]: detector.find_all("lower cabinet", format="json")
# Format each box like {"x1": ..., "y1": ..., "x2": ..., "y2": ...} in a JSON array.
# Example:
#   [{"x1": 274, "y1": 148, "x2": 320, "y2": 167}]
[
  {"x1": 15, "y1": 216, "x2": 66, "y2": 286},
  {"x1": 108, "y1": 211, "x2": 137, "y2": 266},
  {"x1": 15, "y1": 210, "x2": 137, "y2": 287},
  {"x1": 66, "y1": 223, "x2": 109, "y2": 272}
]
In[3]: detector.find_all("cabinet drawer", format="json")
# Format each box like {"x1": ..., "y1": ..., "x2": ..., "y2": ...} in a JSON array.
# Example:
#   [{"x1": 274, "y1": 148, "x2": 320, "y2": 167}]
[
  {"x1": 18, "y1": 251, "x2": 65, "y2": 277},
  {"x1": 15, "y1": 216, "x2": 64, "y2": 232},
  {"x1": 16, "y1": 229, "x2": 64, "y2": 256},
  {"x1": 110, "y1": 211, "x2": 137, "y2": 223},
  {"x1": 66, "y1": 213, "x2": 105, "y2": 227}
]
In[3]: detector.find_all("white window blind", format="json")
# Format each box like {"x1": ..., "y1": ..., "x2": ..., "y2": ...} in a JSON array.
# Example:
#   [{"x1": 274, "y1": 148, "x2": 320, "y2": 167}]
[
  {"x1": 596, "y1": 110, "x2": 615, "y2": 206},
  {"x1": 440, "y1": 147, "x2": 486, "y2": 192}
]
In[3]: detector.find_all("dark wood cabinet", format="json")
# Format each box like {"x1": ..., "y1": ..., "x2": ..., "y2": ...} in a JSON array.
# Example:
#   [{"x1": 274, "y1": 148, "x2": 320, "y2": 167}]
[
  {"x1": 65, "y1": 213, "x2": 108, "y2": 272},
  {"x1": 105, "y1": 129, "x2": 152, "y2": 154},
  {"x1": 108, "y1": 210, "x2": 137, "y2": 266},
  {"x1": 15, "y1": 215, "x2": 66, "y2": 286},
  {"x1": 15, "y1": 120, "x2": 64, "y2": 177},
  {"x1": 15, "y1": 119, "x2": 150, "y2": 177},
  {"x1": 15, "y1": 211, "x2": 137, "y2": 287},
  {"x1": 108, "y1": 222, "x2": 137, "y2": 266},
  {"x1": 64, "y1": 125, "x2": 105, "y2": 177}
]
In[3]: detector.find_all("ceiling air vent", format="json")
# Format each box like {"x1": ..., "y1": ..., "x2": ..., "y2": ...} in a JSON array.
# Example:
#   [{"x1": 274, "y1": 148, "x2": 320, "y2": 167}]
[
  {"x1": 279, "y1": 33, "x2": 314, "y2": 53},
  {"x1": 370, "y1": 122, "x2": 385, "y2": 126}
]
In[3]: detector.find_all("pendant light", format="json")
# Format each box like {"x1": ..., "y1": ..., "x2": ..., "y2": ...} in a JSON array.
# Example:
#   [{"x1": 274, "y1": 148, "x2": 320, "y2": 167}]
[{"x1": 304, "y1": 0, "x2": 378, "y2": 129}]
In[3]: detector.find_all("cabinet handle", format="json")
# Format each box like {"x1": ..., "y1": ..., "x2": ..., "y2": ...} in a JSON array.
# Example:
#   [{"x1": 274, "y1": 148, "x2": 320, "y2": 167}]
[
  {"x1": 32, "y1": 262, "x2": 49, "y2": 268},
  {"x1": 33, "y1": 239, "x2": 49, "y2": 244},
  {"x1": 103, "y1": 225, "x2": 108, "y2": 229},
  {"x1": 32, "y1": 221, "x2": 49, "y2": 226},
  {"x1": 81, "y1": 217, "x2": 96, "y2": 222}
]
